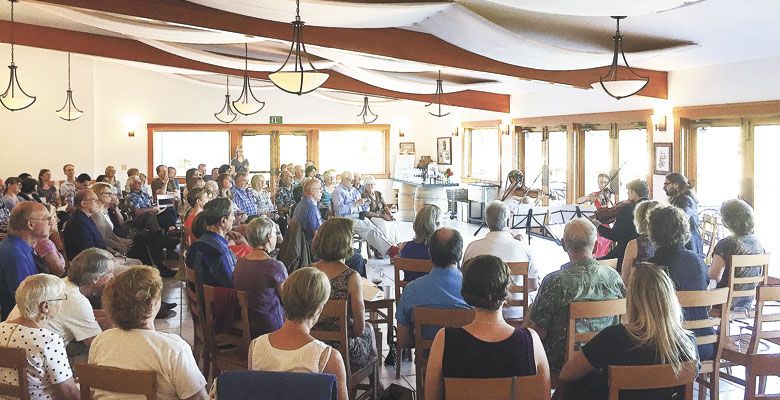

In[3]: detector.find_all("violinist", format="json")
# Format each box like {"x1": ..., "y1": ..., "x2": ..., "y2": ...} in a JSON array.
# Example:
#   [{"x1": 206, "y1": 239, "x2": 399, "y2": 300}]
[
  {"x1": 577, "y1": 173, "x2": 616, "y2": 257},
  {"x1": 595, "y1": 179, "x2": 648, "y2": 270}
]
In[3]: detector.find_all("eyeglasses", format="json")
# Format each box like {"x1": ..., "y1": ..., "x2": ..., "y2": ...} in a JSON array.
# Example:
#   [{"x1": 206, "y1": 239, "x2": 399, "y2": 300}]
[
  {"x1": 99, "y1": 192, "x2": 112, "y2": 195},
  {"x1": 28, "y1": 216, "x2": 52, "y2": 222},
  {"x1": 45, "y1": 294, "x2": 68, "y2": 302}
]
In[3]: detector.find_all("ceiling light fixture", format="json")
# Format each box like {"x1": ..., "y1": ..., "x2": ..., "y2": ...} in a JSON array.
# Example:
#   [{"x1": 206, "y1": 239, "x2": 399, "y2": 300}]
[
  {"x1": 214, "y1": 75, "x2": 238, "y2": 123},
  {"x1": 357, "y1": 95, "x2": 378, "y2": 124},
  {"x1": 232, "y1": 43, "x2": 265, "y2": 115},
  {"x1": 1, "y1": 0, "x2": 36, "y2": 111},
  {"x1": 426, "y1": 70, "x2": 451, "y2": 117},
  {"x1": 593, "y1": 16, "x2": 649, "y2": 100},
  {"x1": 269, "y1": 0, "x2": 329, "y2": 95},
  {"x1": 55, "y1": 53, "x2": 83, "y2": 121}
]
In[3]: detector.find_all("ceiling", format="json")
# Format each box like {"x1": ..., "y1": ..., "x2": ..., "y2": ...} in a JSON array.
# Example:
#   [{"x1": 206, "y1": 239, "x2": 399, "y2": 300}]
[{"x1": 0, "y1": 0, "x2": 778, "y2": 112}]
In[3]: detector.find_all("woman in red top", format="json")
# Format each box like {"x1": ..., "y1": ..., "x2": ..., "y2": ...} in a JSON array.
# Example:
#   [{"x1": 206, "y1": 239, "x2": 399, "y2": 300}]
[{"x1": 577, "y1": 173, "x2": 615, "y2": 258}]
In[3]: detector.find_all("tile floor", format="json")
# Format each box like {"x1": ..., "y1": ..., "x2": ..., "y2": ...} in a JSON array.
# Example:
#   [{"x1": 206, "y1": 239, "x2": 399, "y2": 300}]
[{"x1": 155, "y1": 219, "x2": 778, "y2": 398}]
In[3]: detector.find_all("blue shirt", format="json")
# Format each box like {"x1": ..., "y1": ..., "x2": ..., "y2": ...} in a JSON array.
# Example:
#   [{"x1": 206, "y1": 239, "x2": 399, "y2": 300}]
[
  {"x1": 186, "y1": 231, "x2": 237, "y2": 288},
  {"x1": 395, "y1": 266, "x2": 471, "y2": 339},
  {"x1": 292, "y1": 197, "x2": 321, "y2": 242},
  {"x1": 126, "y1": 189, "x2": 153, "y2": 210},
  {"x1": 63, "y1": 209, "x2": 108, "y2": 261},
  {"x1": 231, "y1": 187, "x2": 258, "y2": 216},
  {"x1": 399, "y1": 241, "x2": 430, "y2": 282},
  {"x1": 0, "y1": 235, "x2": 37, "y2": 320},
  {"x1": 332, "y1": 183, "x2": 367, "y2": 217}
]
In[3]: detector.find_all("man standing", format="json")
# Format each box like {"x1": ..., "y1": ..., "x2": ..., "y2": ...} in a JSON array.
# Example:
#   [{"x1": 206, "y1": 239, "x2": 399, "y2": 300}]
[
  {"x1": 63, "y1": 189, "x2": 108, "y2": 261},
  {"x1": 231, "y1": 172, "x2": 259, "y2": 219},
  {"x1": 0, "y1": 201, "x2": 50, "y2": 319},
  {"x1": 332, "y1": 171, "x2": 398, "y2": 258},
  {"x1": 525, "y1": 218, "x2": 625, "y2": 373},
  {"x1": 664, "y1": 173, "x2": 704, "y2": 258},
  {"x1": 597, "y1": 179, "x2": 648, "y2": 269}
]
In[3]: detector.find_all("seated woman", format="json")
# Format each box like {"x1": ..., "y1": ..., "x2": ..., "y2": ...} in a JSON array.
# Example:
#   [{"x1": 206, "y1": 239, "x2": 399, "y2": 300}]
[
  {"x1": 249, "y1": 174, "x2": 276, "y2": 217},
  {"x1": 34, "y1": 204, "x2": 66, "y2": 276},
  {"x1": 709, "y1": 199, "x2": 765, "y2": 309},
  {"x1": 559, "y1": 262, "x2": 699, "y2": 400},
  {"x1": 577, "y1": 174, "x2": 616, "y2": 258},
  {"x1": 620, "y1": 200, "x2": 660, "y2": 282},
  {"x1": 233, "y1": 217, "x2": 288, "y2": 337},
  {"x1": 183, "y1": 187, "x2": 208, "y2": 247},
  {"x1": 186, "y1": 198, "x2": 238, "y2": 288},
  {"x1": 399, "y1": 204, "x2": 440, "y2": 281},
  {"x1": 88, "y1": 266, "x2": 208, "y2": 400},
  {"x1": 90, "y1": 183, "x2": 133, "y2": 256},
  {"x1": 320, "y1": 170, "x2": 336, "y2": 220},
  {"x1": 0, "y1": 274, "x2": 79, "y2": 399},
  {"x1": 648, "y1": 205, "x2": 713, "y2": 360},
  {"x1": 362, "y1": 176, "x2": 401, "y2": 246},
  {"x1": 311, "y1": 218, "x2": 377, "y2": 369},
  {"x1": 38, "y1": 169, "x2": 59, "y2": 206},
  {"x1": 18, "y1": 177, "x2": 43, "y2": 203},
  {"x1": 247, "y1": 267, "x2": 347, "y2": 400},
  {"x1": 2, "y1": 176, "x2": 22, "y2": 211},
  {"x1": 425, "y1": 255, "x2": 550, "y2": 400}
]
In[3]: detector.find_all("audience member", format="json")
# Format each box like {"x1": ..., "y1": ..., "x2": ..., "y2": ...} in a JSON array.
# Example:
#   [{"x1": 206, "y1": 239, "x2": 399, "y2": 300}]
[
  {"x1": 183, "y1": 187, "x2": 208, "y2": 246},
  {"x1": 151, "y1": 164, "x2": 177, "y2": 196},
  {"x1": 0, "y1": 202, "x2": 50, "y2": 319},
  {"x1": 709, "y1": 199, "x2": 765, "y2": 309},
  {"x1": 311, "y1": 218, "x2": 377, "y2": 368},
  {"x1": 33, "y1": 204, "x2": 66, "y2": 277},
  {"x1": 186, "y1": 198, "x2": 237, "y2": 288},
  {"x1": 305, "y1": 165, "x2": 318, "y2": 179},
  {"x1": 620, "y1": 200, "x2": 660, "y2": 282},
  {"x1": 18, "y1": 172, "x2": 32, "y2": 181},
  {"x1": 232, "y1": 172, "x2": 259, "y2": 218},
  {"x1": 352, "y1": 172, "x2": 364, "y2": 194},
  {"x1": 124, "y1": 167, "x2": 140, "y2": 193},
  {"x1": 210, "y1": 167, "x2": 220, "y2": 182},
  {"x1": 398, "y1": 204, "x2": 440, "y2": 282},
  {"x1": 292, "y1": 165, "x2": 305, "y2": 186},
  {"x1": 233, "y1": 217, "x2": 287, "y2": 337},
  {"x1": 104, "y1": 165, "x2": 122, "y2": 196},
  {"x1": 139, "y1": 173, "x2": 153, "y2": 196},
  {"x1": 90, "y1": 183, "x2": 132, "y2": 257},
  {"x1": 0, "y1": 274, "x2": 80, "y2": 399},
  {"x1": 60, "y1": 163, "x2": 77, "y2": 210},
  {"x1": 396, "y1": 228, "x2": 471, "y2": 349},
  {"x1": 664, "y1": 173, "x2": 704, "y2": 257},
  {"x1": 597, "y1": 179, "x2": 648, "y2": 269},
  {"x1": 320, "y1": 169, "x2": 336, "y2": 218},
  {"x1": 463, "y1": 201, "x2": 538, "y2": 290},
  {"x1": 89, "y1": 266, "x2": 208, "y2": 400},
  {"x1": 63, "y1": 189, "x2": 107, "y2": 261},
  {"x1": 198, "y1": 164, "x2": 210, "y2": 181},
  {"x1": 126, "y1": 175, "x2": 177, "y2": 232},
  {"x1": 18, "y1": 177, "x2": 42, "y2": 203},
  {"x1": 248, "y1": 267, "x2": 348, "y2": 400},
  {"x1": 293, "y1": 178, "x2": 323, "y2": 242},
  {"x1": 38, "y1": 168, "x2": 59, "y2": 205},
  {"x1": 559, "y1": 262, "x2": 698, "y2": 400},
  {"x1": 168, "y1": 166, "x2": 181, "y2": 192},
  {"x1": 648, "y1": 205, "x2": 713, "y2": 360},
  {"x1": 231, "y1": 146, "x2": 249, "y2": 174},
  {"x1": 362, "y1": 176, "x2": 401, "y2": 246},
  {"x1": 525, "y1": 218, "x2": 625, "y2": 373},
  {"x1": 75, "y1": 173, "x2": 92, "y2": 190},
  {"x1": 0, "y1": 180, "x2": 9, "y2": 232},
  {"x1": 425, "y1": 255, "x2": 550, "y2": 400},
  {"x1": 250, "y1": 174, "x2": 276, "y2": 216},
  {"x1": 2, "y1": 176, "x2": 22, "y2": 211},
  {"x1": 275, "y1": 170, "x2": 295, "y2": 236}
]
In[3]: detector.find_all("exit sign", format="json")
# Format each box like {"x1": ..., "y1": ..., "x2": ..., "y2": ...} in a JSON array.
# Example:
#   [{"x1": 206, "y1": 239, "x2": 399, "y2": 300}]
[{"x1": 270, "y1": 116, "x2": 283, "y2": 124}]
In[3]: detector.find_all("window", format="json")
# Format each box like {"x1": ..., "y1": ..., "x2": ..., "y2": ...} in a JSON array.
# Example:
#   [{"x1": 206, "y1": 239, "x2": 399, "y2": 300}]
[
  {"x1": 548, "y1": 130, "x2": 568, "y2": 205},
  {"x1": 753, "y1": 124, "x2": 779, "y2": 277},
  {"x1": 584, "y1": 129, "x2": 611, "y2": 195},
  {"x1": 695, "y1": 125, "x2": 742, "y2": 209},
  {"x1": 280, "y1": 134, "x2": 308, "y2": 168},
  {"x1": 524, "y1": 131, "x2": 544, "y2": 188},
  {"x1": 318, "y1": 130, "x2": 386, "y2": 174},
  {"x1": 468, "y1": 128, "x2": 500, "y2": 181},
  {"x1": 618, "y1": 128, "x2": 649, "y2": 199},
  {"x1": 242, "y1": 134, "x2": 272, "y2": 182},
  {"x1": 152, "y1": 131, "x2": 229, "y2": 175}
]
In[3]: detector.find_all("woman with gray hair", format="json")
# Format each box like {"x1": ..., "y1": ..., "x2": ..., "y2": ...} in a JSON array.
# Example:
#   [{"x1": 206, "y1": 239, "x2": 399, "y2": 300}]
[
  {"x1": 709, "y1": 199, "x2": 765, "y2": 308},
  {"x1": 361, "y1": 175, "x2": 401, "y2": 247},
  {"x1": 0, "y1": 274, "x2": 80, "y2": 399},
  {"x1": 399, "y1": 204, "x2": 441, "y2": 281},
  {"x1": 620, "y1": 200, "x2": 660, "y2": 282},
  {"x1": 233, "y1": 217, "x2": 288, "y2": 337}
]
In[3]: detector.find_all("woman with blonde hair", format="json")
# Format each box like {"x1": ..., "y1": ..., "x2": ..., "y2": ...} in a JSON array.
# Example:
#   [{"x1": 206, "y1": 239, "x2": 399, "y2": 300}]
[
  {"x1": 620, "y1": 200, "x2": 660, "y2": 282},
  {"x1": 398, "y1": 204, "x2": 440, "y2": 281},
  {"x1": 559, "y1": 262, "x2": 698, "y2": 400}
]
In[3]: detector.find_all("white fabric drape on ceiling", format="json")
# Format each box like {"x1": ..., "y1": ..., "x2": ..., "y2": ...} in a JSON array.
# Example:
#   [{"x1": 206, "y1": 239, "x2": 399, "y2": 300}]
[{"x1": 479, "y1": 0, "x2": 699, "y2": 16}]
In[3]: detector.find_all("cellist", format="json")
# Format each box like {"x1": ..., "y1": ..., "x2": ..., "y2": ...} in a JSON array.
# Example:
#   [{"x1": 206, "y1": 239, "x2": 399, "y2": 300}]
[
  {"x1": 593, "y1": 179, "x2": 648, "y2": 270},
  {"x1": 577, "y1": 173, "x2": 616, "y2": 257}
]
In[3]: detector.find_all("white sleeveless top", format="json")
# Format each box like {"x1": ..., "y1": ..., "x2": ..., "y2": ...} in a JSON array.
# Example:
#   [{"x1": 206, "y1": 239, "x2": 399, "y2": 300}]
[{"x1": 249, "y1": 334, "x2": 332, "y2": 373}]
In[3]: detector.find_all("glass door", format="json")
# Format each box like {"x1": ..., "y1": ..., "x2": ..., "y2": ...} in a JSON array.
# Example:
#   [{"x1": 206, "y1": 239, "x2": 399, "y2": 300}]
[
  {"x1": 279, "y1": 133, "x2": 308, "y2": 169},
  {"x1": 547, "y1": 130, "x2": 568, "y2": 206},
  {"x1": 752, "y1": 124, "x2": 779, "y2": 277},
  {"x1": 584, "y1": 129, "x2": 611, "y2": 196},
  {"x1": 242, "y1": 133, "x2": 272, "y2": 184},
  {"x1": 695, "y1": 125, "x2": 742, "y2": 210},
  {"x1": 618, "y1": 128, "x2": 649, "y2": 200}
]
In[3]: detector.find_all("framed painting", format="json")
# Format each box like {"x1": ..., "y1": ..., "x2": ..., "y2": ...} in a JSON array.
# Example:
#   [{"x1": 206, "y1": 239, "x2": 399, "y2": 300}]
[
  {"x1": 437, "y1": 137, "x2": 452, "y2": 165},
  {"x1": 654, "y1": 143, "x2": 672, "y2": 175}
]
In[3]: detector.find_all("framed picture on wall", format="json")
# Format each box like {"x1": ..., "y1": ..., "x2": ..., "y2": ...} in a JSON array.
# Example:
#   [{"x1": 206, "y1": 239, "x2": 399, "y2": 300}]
[
  {"x1": 399, "y1": 142, "x2": 415, "y2": 155},
  {"x1": 654, "y1": 143, "x2": 673, "y2": 175},
  {"x1": 437, "y1": 137, "x2": 452, "y2": 165}
]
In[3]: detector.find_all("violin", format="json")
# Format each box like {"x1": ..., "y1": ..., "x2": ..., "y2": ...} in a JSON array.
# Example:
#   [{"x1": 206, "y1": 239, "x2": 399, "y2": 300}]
[
  {"x1": 592, "y1": 199, "x2": 635, "y2": 224},
  {"x1": 514, "y1": 186, "x2": 545, "y2": 198}
]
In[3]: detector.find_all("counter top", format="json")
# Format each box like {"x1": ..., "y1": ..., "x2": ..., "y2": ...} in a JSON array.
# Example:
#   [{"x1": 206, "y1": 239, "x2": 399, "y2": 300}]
[{"x1": 390, "y1": 178, "x2": 460, "y2": 187}]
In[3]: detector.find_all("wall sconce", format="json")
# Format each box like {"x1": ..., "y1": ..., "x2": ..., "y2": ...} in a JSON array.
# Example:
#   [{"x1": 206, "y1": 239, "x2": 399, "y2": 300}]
[
  {"x1": 398, "y1": 130, "x2": 405, "y2": 138},
  {"x1": 650, "y1": 113, "x2": 667, "y2": 132},
  {"x1": 128, "y1": 130, "x2": 135, "y2": 137}
]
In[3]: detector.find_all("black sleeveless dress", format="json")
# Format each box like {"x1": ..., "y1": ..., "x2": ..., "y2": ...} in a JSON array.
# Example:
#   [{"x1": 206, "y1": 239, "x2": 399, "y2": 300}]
[{"x1": 442, "y1": 327, "x2": 537, "y2": 378}]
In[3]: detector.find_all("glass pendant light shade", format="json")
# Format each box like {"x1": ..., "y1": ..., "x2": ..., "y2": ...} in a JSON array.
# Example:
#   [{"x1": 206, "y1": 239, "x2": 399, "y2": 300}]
[
  {"x1": 357, "y1": 95, "x2": 378, "y2": 124},
  {"x1": 595, "y1": 16, "x2": 649, "y2": 100},
  {"x1": 270, "y1": 0, "x2": 329, "y2": 95},
  {"x1": 1, "y1": 1, "x2": 35, "y2": 112},
  {"x1": 232, "y1": 43, "x2": 265, "y2": 115},
  {"x1": 55, "y1": 53, "x2": 83, "y2": 121},
  {"x1": 215, "y1": 75, "x2": 238, "y2": 123}
]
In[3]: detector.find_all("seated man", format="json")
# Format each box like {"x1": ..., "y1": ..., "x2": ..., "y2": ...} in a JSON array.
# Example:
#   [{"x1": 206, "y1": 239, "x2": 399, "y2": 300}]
[
  {"x1": 396, "y1": 228, "x2": 471, "y2": 349},
  {"x1": 149, "y1": 164, "x2": 179, "y2": 230},
  {"x1": 231, "y1": 172, "x2": 258, "y2": 219},
  {"x1": 186, "y1": 198, "x2": 237, "y2": 288},
  {"x1": 125, "y1": 175, "x2": 177, "y2": 233},
  {"x1": 463, "y1": 200, "x2": 539, "y2": 290},
  {"x1": 274, "y1": 170, "x2": 295, "y2": 236},
  {"x1": 332, "y1": 171, "x2": 398, "y2": 259},
  {"x1": 63, "y1": 190, "x2": 108, "y2": 261},
  {"x1": 524, "y1": 218, "x2": 626, "y2": 373}
]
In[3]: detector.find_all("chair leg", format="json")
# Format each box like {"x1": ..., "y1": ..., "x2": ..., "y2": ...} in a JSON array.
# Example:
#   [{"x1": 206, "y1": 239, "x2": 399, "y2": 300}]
[
  {"x1": 416, "y1": 363, "x2": 425, "y2": 400},
  {"x1": 710, "y1": 370, "x2": 719, "y2": 400},
  {"x1": 395, "y1": 346, "x2": 401, "y2": 379},
  {"x1": 375, "y1": 329, "x2": 384, "y2": 366}
]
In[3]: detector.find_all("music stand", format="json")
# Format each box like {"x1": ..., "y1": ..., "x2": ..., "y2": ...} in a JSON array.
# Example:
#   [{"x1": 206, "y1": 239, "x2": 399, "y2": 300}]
[
  {"x1": 510, "y1": 205, "x2": 561, "y2": 246},
  {"x1": 548, "y1": 204, "x2": 597, "y2": 224}
]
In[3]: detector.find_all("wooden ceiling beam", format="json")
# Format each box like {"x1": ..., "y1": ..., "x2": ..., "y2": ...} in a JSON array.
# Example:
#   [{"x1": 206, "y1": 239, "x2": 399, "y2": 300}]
[
  {"x1": 31, "y1": 0, "x2": 667, "y2": 99},
  {"x1": 0, "y1": 21, "x2": 509, "y2": 112}
]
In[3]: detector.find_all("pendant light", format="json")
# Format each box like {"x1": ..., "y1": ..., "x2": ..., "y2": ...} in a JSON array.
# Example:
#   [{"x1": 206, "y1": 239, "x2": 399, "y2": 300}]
[
  {"x1": 232, "y1": 43, "x2": 265, "y2": 115},
  {"x1": 357, "y1": 95, "x2": 378, "y2": 124},
  {"x1": 214, "y1": 75, "x2": 238, "y2": 123},
  {"x1": 1, "y1": 0, "x2": 36, "y2": 111},
  {"x1": 426, "y1": 70, "x2": 451, "y2": 117},
  {"x1": 268, "y1": 0, "x2": 329, "y2": 95},
  {"x1": 55, "y1": 53, "x2": 83, "y2": 121},
  {"x1": 592, "y1": 16, "x2": 649, "y2": 100}
]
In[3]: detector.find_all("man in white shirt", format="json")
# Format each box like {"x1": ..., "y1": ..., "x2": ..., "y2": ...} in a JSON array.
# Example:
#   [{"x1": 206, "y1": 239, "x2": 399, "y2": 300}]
[
  {"x1": 7, "y1": 248, "x2": 113, "y2": 353},
  {"x1": 463, "y1": 200, "x2": 539, "y2": 290}
]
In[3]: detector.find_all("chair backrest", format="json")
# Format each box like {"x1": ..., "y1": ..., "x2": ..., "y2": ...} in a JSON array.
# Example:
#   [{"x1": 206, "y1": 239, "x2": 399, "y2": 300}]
[
  {"x1": 393, "y1": 257, "x2": 434, "y2": 301},
  {"x1": 77, "y1": 363, "x2": 157, "y2": 400},
  {"x1": 676, "y1": 288, "x2": 729, "y2": 371},
  {"x1": 726, "y1": 254, "x2": 770, "y2": 311},
  {"x1": 444, "y1": 374, "x2": 545, "y2": 400},
  {"x1": 700, "y1": 213, "x2": 720, "y2": 265},
  {"x1": 745, "y1": 353, "x2": 780, "y2": 400},
  {"x1": 0, "y1": 346, "x2": 30, "y2": 400},
  {"x1": 201, "y1": 284, "x2": 252, "y2": 351},
  {"x1": 565, "y1": 298, "x2": 626, "y2": 362},
  {"x1": 184, "y1": 267, "x2": 207, "y2": 345},
  {"x1": 506, "y1": 262, "x2": 530, "y2": 319},
  {"x1": 413, "y1": 307, "x2": 475, "y2": 368},
  {"x1": 608, "y1": 362, "x2": 697, "y2": 400},
  {"x1": 215, "y1": 370, "x2": 337, "y2": 400},
  {"x1": 747, "y1": 284, "x2": 780, "y2": 354},
  {"x1": 600, "y1": 258, "x2": 619, "y2": 269},
  {"x1": 310, "y1": 299, "x2": 352, "y2": 376},
  {"x1": 156, "y1": 193, "x2": 176, "y2": 211}
]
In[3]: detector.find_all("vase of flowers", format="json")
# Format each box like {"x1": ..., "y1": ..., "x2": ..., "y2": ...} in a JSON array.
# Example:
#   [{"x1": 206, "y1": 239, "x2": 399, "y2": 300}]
[{"x1": 444, "y1": 168, "x2": 454, "y2": 183}]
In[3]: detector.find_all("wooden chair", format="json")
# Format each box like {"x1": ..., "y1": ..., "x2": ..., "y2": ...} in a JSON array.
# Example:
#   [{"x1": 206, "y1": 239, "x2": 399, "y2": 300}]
[
  {"x1": 184, "y1": 267, "x2": 209, "y2": 377},
  {"x1": 77, "y1": 363, "x2": 157, "y2": 400},
  {"x1": 364, "y1": 298, "x2": 394, "y2": 366},
  {"x1": 608, "y1": 362, "x2": 698, "y2": 400},
  {"x1": 392, "y1": 257, "x2": 434, "y2": 378},
  {"x1": 600, "y1": 258, "x2": 619, "y2": 269},
  {"x1": 201, "y1": 284, "x2": 252, "y2": 380},
  {"x1": 721, "y1": 285, "x2": 780, "y2": 393},
  {"x1": 725, "y1": 254, "x2": 770, "y2": 316},
  {"x1": 0, "y1": 346, "x2": 29, "y2": 400},
  {"x1": 564, "y1": 298, "x2": 627, "y2": 362},
  {"x1": 156, "y1": 193, "x2": 176, "y2": 213},
  {"x1": 700, "y1": 212, "x2": 720, "y2": 265},
  {"x1": 503, "y1": 262, "x2": 530, "y2": 326},
  {"x1": 311, "y1": 299, "x2": 379, "y2": 400},
  {"x1": 444, "y1": 374, "x2": 547, "y2": 400},
  {"x1": 676, "y1": 288, "x2": 729, "y2": 400},
  {"x1": 413, "y1": 307, "x2": 476, "y2": 400},
  {"x1": 745, "y1": 353, "x2": 780, "y2": 400}
]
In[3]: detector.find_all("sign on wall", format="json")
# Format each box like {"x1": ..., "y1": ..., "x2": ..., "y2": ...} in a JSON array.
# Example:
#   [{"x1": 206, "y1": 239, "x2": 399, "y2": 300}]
[{"x1": 270, "y1": 116, "x2": 283, "y2": 124}]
